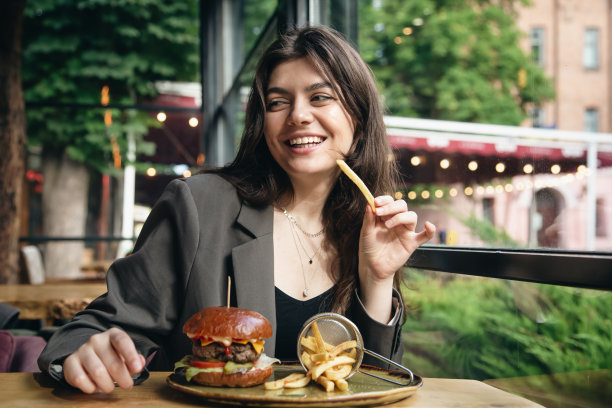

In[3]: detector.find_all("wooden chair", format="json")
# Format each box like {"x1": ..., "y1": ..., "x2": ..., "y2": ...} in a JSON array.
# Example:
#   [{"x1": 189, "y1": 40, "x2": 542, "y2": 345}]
[{"x1": 20, "y1": 246, "x2": 45, "y2": 284}]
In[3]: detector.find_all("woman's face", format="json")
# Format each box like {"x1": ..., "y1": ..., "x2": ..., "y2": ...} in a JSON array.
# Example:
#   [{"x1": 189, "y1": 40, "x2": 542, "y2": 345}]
[{"x1": 263, "y1": 58, "x2": 355, "y2": 184}]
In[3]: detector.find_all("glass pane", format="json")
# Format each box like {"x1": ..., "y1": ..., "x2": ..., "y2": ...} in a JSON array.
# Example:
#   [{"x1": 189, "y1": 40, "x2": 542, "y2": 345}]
[
  {"x1": 583, "y1": 28, "x2": 599, "y2": 70},
  {"x1": 401, "y1": 268, "x2": 612, "y2": 407},
  {"x1": 358, "y1": 0, "x2": 612, "y2": 252}
]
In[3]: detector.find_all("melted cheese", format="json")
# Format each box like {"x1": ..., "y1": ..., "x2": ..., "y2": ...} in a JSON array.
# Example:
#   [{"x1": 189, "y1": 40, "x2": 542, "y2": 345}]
[{"x1": 198, "y1": 337, "x2": 265, "y2": 354}]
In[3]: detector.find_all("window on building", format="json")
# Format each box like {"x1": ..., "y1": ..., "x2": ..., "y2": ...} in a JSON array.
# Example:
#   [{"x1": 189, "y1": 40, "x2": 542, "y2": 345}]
[
  {"x1": 583, "y1": 28, "x2": 599, "y2": 70},
  {"x1": 585, "y1": 108, "x2": 599, "y2": 132},
  {"x1": 531, "y1": 106, "x2": 546, "y2": 127},
  {"x1": 530, "y1": 27, "x2": 545, "y2": 66}
]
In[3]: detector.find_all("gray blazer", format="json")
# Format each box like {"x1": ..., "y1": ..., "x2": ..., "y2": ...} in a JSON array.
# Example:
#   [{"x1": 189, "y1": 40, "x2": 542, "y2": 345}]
[{"x1": 38, "y1": 174, "x2": 404, "y2": 374}]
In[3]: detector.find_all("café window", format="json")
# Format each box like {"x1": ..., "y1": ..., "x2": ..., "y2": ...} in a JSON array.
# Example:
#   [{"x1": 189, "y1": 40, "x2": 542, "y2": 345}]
[
  {"x1": 530, "y1": 27, "x2": 545, "y2": 67},
  {"x1": 583, "y1": 28, "x2": 599, "y2": 70},
  {"x1": 584, "y1": 108, "x2": 599, "y2": 132}
]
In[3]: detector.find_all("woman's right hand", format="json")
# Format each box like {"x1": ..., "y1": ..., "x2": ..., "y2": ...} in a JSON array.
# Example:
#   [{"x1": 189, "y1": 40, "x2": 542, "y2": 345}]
[{"x1": 63, "y1": 327, "x2": 146, "y2": 394}]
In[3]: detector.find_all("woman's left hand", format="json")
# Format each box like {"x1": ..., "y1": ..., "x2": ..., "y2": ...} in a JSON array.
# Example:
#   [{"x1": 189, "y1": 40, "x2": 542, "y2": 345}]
[
  {"x1": 357, "y1": 195, "x2": 435, "y2": 322},
  {"x1": 359, "y1": 195, "x2": 435, "y2": 282}
]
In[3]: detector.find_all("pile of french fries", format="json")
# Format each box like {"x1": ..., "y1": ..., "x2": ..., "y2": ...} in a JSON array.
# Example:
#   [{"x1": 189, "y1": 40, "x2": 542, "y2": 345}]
[{"x1": 264, "y1": 321, "x2": 357, "y2": 392}]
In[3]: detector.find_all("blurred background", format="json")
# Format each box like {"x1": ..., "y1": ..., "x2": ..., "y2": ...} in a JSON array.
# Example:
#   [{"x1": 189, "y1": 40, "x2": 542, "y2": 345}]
[{"x1": 1, "y1": 1, "x2": 610, "y2": 406}]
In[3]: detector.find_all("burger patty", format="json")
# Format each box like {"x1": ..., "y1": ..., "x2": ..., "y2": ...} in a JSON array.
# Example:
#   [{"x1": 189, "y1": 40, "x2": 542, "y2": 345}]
[{"x1": 192, "y1": 341, "x2": 259, "y2": 363}]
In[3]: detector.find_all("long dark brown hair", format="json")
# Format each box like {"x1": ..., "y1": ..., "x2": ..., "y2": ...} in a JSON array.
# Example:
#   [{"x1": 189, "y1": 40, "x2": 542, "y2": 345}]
[{"x1": 211, "y1": 26, "x2": 401, "y2": 315}]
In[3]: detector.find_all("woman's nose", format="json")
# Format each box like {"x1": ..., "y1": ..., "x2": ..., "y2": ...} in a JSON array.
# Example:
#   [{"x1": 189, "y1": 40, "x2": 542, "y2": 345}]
[{"x1": 287, "y1": 99, "x2": 314, "y2": 126}]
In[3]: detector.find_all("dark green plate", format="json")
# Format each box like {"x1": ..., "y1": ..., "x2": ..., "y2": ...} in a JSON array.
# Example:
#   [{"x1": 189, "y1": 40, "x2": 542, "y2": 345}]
[{"x1": 167, "y1": 363, "x2": 422, "y2": 407}]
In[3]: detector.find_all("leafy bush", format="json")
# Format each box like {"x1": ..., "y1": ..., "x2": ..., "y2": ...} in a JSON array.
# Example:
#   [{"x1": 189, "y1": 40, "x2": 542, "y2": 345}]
[{"x1": 401, "y1": 269, "x2": 612, "y2": 380}]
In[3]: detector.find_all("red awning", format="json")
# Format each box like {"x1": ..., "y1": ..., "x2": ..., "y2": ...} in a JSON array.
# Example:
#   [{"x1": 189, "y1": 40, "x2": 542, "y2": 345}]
[{"x1": 388, "y1": 134, "x2": 612, "y2": 166}]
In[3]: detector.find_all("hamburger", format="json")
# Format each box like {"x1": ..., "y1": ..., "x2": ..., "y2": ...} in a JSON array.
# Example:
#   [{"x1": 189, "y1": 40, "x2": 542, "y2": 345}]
[{"x1": 175, "y1": 306, "x2": 279, "y2": 387}]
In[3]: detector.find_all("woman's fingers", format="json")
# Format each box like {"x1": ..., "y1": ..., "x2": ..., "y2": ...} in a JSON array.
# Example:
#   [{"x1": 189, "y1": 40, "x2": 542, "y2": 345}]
[
  {"x1": 108, "y1": 328, "x2": 144, "y2": 375},
  {"x1": 415, "y1": 221, "x2": 436, "y2": 246},
  {"x1": 63, "y1": 328, "x2": 142, "y2": 394},
  {"x1": 63, "y1": 353, "x2": 98, "y2": 394}
]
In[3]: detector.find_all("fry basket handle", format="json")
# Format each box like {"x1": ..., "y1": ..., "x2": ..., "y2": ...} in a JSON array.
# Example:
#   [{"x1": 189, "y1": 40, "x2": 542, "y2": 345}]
[{"x1": 360, "y1": 349, "x2": 415, "y2": 386}]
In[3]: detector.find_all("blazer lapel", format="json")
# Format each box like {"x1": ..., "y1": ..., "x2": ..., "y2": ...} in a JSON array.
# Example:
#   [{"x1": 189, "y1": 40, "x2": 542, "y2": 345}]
[{"x1": 232, "y1": 202, "x2": 277, "y2": 354}]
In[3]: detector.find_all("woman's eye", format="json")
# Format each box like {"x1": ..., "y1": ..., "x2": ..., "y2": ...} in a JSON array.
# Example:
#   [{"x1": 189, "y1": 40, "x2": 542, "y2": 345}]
[
  {"x1": 266, "y1": 100, "x2": 286, "y2": 110},
  {"x1": 312, "y1": 94, "x2": 332, "y2": 103}
]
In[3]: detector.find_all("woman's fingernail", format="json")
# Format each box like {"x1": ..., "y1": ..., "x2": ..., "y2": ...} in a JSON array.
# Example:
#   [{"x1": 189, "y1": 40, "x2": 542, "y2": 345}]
[{"x1": 385, "y1": 219, "x2": 394, "y2": 228}]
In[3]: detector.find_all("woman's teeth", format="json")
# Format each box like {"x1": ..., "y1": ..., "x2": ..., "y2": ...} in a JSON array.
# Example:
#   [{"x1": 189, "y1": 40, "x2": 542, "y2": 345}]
[{"x1": 288, "y1": 136, "x2": 323, "y2": 147}]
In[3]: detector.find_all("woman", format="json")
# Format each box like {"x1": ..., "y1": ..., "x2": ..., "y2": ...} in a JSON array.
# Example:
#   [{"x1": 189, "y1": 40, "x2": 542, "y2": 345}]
[{"x1": 38, "y1": 26, "x2": 435, "y2": 394}]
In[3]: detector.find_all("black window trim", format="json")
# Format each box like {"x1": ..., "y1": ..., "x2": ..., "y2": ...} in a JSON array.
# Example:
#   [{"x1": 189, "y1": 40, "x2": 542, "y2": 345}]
[{"x1": 409, "y1": 246, "x2": 612, "y2": 291}]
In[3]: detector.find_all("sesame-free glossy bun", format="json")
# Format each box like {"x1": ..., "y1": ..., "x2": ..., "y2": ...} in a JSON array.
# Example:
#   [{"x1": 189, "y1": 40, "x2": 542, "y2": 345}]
[
  {"x1": 183, "y1": 306, "x2": 273, "y2": 340},
  {"x1": 190, "y1": 365, "x2": 274, "y2": 387}
]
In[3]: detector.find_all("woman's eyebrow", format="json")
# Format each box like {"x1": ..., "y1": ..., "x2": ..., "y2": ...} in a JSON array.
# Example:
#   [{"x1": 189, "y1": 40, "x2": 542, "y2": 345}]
[{"x1": 266, "y1": 82, "x2": 333, "y2": 96}]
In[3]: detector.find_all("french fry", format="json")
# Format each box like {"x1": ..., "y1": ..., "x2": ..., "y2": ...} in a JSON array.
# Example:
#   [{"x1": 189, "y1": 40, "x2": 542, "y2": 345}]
[
  {"x1": 336, "y1": 159, "x2": 376, "y2": 213},
  {"x1": 329, "y1": 340, "x2": 357, "y2": 357},
  {"x1": 264, "y1": 373, "x2": 305, "y2": 390},
  {"x1": 300, "y1": 335, "x2": 333, "y2": 353},
  {"x1": 324, "y1": 364, "x2": 352, "y2": 381},
  {"x1": 311, "y1": 352, "x2": 332, "y2": 362},
  {"x1": 310, "y1": 355, "x2": 356, "y2": 380},
  {"x1": 283, "y1": 374, "x2": 311, "y2": 388},
  {"x1": 301, "y1": 351, "x2": 314, "y2": 370},
  {"x1": 340, "y1": 348, "x2": 357, "y2": 359},
  {"x1": 334, "y1": 378, "x2": 349, "y2": 392},
  {"x1": 310, "y1": 321, "x2": 327, "y2": 354},
  {"x1": 316, "y1": 375, "x2": 335, "y2": 392}
]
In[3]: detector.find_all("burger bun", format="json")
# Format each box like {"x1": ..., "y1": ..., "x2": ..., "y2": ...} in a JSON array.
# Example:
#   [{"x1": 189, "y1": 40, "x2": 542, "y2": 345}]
[{"x1": 190, "y1": 365, "x2": 274, "y2": 387}]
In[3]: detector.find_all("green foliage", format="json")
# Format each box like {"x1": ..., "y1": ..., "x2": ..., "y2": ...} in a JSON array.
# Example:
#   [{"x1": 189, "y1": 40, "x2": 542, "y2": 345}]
[
  {"x1": 22, "y1": 0, "x2": 199, "y2": 171},
  {"x1": 458, "y1": 212, "x2": 521, "y2": 247},
  {"x1": 359, "y1": 0, "x2": 554, "y2": 124},
  {"x1": 401, "y1": 270, "x2": 612, "y2": 380}
]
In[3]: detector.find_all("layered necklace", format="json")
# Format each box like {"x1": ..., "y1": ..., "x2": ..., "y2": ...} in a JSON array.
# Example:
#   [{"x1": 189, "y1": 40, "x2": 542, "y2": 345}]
[{"x1": 280, "y1": 206, "x2": 325, "y2": 297}]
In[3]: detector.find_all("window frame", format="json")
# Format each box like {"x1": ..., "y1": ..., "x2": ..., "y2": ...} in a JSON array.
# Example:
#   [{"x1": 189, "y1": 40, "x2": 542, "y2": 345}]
[
  {"x1": 583, "y1": 27, "x2": 600, "y2": 71},
  {"x1": 410, "y1": 246, "x2": 612, "y2": 291},
  {"x1": 530, "y1": 27, "x2": 545, "y2": 67}
]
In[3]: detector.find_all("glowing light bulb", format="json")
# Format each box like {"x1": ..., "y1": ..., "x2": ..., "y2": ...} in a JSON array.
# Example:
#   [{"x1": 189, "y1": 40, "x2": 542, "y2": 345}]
[
  {"x1": 146, "y1": 167, "x2": 156, "y2": 177},
  {"x1": 551, "y1": 164, "x2": 561, "y2": 174},
  {"x1": 157, "y1": 112, "x2": 167, "y2": 122},
  {"x1": 189, "y1": 117, "x2": 199, "y2": 127},
  {"x1": 410, "y1": 156, "x2": 421, "y2": 166},
  {"x1": 468, "y1": 161, "x2": 478, "y2": 171},
  {"x1": 523, "y1": 163, "x2": 534, "y2": 174},
  {"x1": 440, "y1": 159, "x2": 450, "y2": 169},
  {"x1": 495, "y1": 162, "x2": 506, "y2": 173}
]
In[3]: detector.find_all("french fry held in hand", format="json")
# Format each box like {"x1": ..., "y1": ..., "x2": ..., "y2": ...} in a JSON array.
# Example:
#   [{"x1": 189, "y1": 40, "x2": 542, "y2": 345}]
[
  {"x1": 336, "y1": 159, "x2": 376, "y2": 214},
  {"x1": 265, "y1": 321, "x2": 358, "y2": 393}
]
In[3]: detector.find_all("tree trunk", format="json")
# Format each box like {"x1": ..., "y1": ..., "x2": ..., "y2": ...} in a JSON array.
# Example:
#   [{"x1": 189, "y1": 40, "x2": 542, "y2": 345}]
[
  {"x1": 42, "y1": 151, "x2": 90, "y2": 279},
  {"x1": 0, "y1": 0, "x2": 26, "y2": 284}
]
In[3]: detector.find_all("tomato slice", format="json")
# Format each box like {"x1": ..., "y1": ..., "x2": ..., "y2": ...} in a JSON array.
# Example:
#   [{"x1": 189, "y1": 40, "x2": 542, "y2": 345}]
[{"x1": 191, "y1": 360, "x2": 226, "y2": 369}]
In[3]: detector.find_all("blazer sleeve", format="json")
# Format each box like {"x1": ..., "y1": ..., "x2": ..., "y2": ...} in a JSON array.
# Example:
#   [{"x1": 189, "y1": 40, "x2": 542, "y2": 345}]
[
  {"x1": 346, "y1": 288, "x2": 404, "y2": 368},
  {"x1": 37, "y1": 179, "x2": 200, "y2": 375}
]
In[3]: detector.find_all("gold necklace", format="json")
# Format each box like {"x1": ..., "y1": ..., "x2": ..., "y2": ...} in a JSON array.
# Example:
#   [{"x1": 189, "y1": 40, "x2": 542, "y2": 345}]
[
  {"x1": 280, "y1": 207, "x2": 325, "y2": 238},
  {"x1": 287, "y1": 218, "x2": 313, "y2": 297}
]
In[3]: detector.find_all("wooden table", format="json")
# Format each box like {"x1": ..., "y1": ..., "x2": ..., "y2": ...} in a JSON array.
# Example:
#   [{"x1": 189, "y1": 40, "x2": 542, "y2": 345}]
[
  {"x1": 0, "y1": 372, "x2": 543, "y2": 407},
  {"x1": 485, "y1": 369, "x2": 611, "y2": 408},
  {"x1": 0, "y1": 282, "x2": 107, "y2": 321}
]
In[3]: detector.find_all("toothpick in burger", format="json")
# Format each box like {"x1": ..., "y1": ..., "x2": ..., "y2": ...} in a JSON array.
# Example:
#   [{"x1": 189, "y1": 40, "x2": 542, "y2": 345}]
[{"x1": 174, "y1": 306, "x2": 279, "y2": 387}]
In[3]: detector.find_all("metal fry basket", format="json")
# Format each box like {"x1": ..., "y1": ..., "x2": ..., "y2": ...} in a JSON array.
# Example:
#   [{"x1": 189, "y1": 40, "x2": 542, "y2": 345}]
[{"x1": 296, "y1": 312, "x2": 415, "y2": 386}]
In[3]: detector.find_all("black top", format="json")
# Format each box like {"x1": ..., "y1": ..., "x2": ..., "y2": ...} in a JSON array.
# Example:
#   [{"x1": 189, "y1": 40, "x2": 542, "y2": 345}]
[{"x1": 274, "y1": 286, "x2": 335, "y2": 361}]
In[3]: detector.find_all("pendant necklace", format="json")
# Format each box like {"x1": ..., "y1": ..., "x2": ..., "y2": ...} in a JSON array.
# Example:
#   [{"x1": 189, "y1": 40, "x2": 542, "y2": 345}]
[{"x1": 281, "y1": 207, "x2": 324, "y2": 297}]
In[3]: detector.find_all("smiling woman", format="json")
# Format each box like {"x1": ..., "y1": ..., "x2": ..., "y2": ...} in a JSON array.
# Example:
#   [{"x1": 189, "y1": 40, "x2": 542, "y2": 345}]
[{"x1": 37, "y1": 25, "x2": 435, "y2": 395}]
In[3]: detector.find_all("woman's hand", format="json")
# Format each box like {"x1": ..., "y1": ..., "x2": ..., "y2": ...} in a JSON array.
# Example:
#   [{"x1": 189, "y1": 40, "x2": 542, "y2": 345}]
[
  {"x1": 63, "y1": 327, "x2": 146, "y2": 394},
  {"x1": 358, "y1": 195, "x2": 435, "y2": 322}
]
